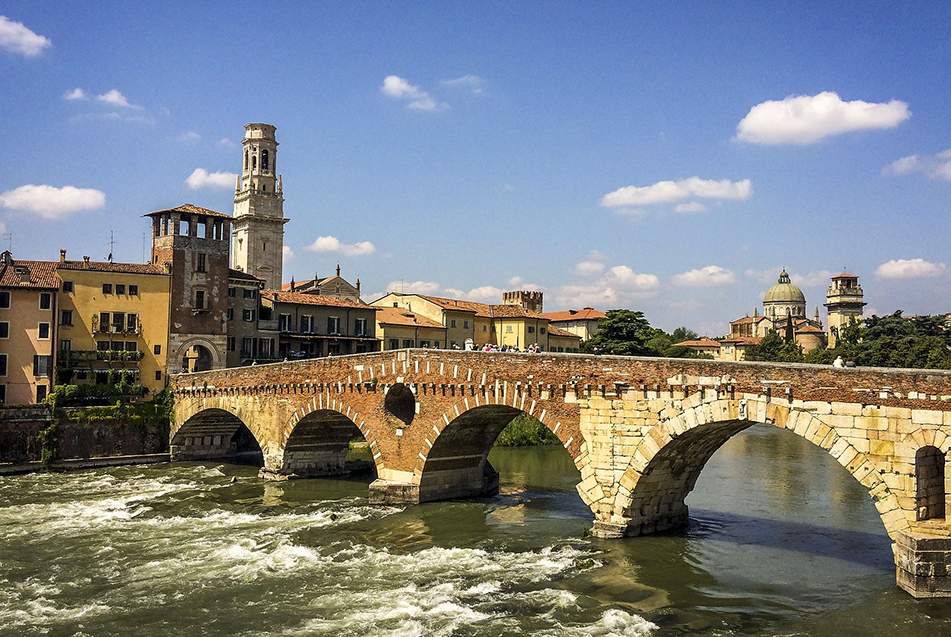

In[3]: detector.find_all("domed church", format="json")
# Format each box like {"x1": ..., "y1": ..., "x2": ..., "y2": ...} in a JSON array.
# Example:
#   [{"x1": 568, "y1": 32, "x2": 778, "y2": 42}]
[{"x1": 722, "y1": 270, "x2": 826, "y2": 358}]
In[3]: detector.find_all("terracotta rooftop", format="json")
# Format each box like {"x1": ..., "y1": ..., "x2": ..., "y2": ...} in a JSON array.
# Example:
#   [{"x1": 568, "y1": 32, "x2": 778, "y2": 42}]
[
  {"x1": 416, "y1": 294, "x2": 486, "y2": 316},
  {"x1": 795, "y1": 324, "x2": 825, "y2": 334},
  {"x1": 719, "y1": 336, "x2": 763, "y2": 345},
  {"x1": 489, "y1": 304, "x2": 546, "y2": 319},
  {"x1": 542, "y1": 307, "x2": 605, "y2": 322},
  {"x1": 143, "y1": 203, "x2": 232, "y2": 220},
  {"x1": 58, "y1": 260, "x2": 167, "y2": 275},
  {"x1": 675, "y1": 338, "x2": 721, "y2": 349},
  {"x1": 375, "y1": 306, "x2": 445, "y2": 329},
  {"x1": 0, "y1": 259, "x2": 59, "y2": 289},
  {"x1": 546, "y1": 325, "x2": 581, "y2": 339},
  {"x1": 229, "y1": 269, "x2": 264, "y2": 283},
  {"x1": 261, "y1": 290, "x2": 376, "y2": 310},
  {"x1": 832, "y1": 272, "x2": 859, "y2": 279}
]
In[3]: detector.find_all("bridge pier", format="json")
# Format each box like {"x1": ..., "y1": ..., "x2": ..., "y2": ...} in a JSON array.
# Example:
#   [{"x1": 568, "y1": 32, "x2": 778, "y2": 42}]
[
  {"x1": 368, "y1": 461, "x2": 500, "y2": 505},
  {"x1": 169, "y1": 434, "x2": 234, "y2": 461},
  {"x1": 896, "y1": 527, "x2": 951, "y2": 598}
]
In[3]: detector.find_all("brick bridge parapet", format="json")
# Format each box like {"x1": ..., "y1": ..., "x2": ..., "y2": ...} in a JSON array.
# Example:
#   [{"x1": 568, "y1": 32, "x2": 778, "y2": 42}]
[{"x1": 170, "y1": 350, "x2": 951, "y2": 598}]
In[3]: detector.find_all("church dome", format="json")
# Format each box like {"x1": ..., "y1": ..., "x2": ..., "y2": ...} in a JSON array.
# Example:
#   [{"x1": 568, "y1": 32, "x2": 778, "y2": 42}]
[{"x1": 763, "y1": 270, "x2": 805, "y2": 303}]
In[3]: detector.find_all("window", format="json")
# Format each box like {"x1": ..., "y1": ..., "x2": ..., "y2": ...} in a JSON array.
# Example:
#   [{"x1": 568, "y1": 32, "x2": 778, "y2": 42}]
[
  {"x1": 115, "y1": 284, "x2": 126, "y2": 295},
  {"x1": 60, "y1": 339, "x2": 71, "y2": 351},
  {"x1": 402, "y1": 339, "x2": 414, "y2": 348},
  {"x1": 0, "y1": 291, "x2": 9, "y2": 308},
  {"x1": 300, "y1": 315, "x2": 313, "y2": 332},
  {"x1": 464, "y1": 320, "x2": 469, "y2": 329},
  {"x1": 97, "y1": 341, "x2": 110, "y2": 351},
  {"x1": 528, "y1": 326, "x2": 535, "y2": 333},
  {"x1": 262, "y1": 149, "x2": 269, "y2": 171},
  {"x1": 155, "y1": 371, "x2": 162, "y2": 381},
  {"x1": 197, "y1": 253, "x2": 206, "y2": 273},
  {"x1": 112, "y1": 312, "x2": 125, "y2": 333},
  {"x1": 125, "y1": 341, "x2": 137, "y2": 351},
  {"x1": 0, "y1": 354, "x2": 6, "y2": 376},
  {"x1": 36, "y1": 385, "x2": 47, "y2": 402},
  {"x1": 111, "y1": 341, "x2": 125, "y2": 351},
  {"x1": 102, "y1": 283, "x2": 113, "y2": 294},
  {"x1": 228, "y1": 287, "x2": 236, "y2": 298},
  {"x1": 355, "y1": 318, "x2": 367, "y2": 336},
  {"x1": 129, "y1": 284, "x2": 138, "y2": 296},
  {"x1": 243, "y1": 309, "x2": 255, "y2": 322},
  {"x1": 39, "y1": 293, "x2": 52, "y2": 310},
  {"x1": 483, "y1": 325, "x2": 487, "y2": 332},
  {"x1": 0, "y1": 322, "x2": 7, "y2": 338},
  {"x1": 62, "y1": 281, "x2": 73, "y2": 293},
  {"x1": 38, "y1": 323, "x2": 50, "y2": 340},
  {"x1": 389, "y1": 338, "x2": 399, "y2": 350},
  {"x1": 153, "y1": 344, "x2": 161, "y2": 355},
  {"x1": 278, "y1": 314, "x2": 291, "y2": 331},
  {"x1": 98, "y1": 312, "x2": 110, "y2": 333},
  {"x1": 327, "y1": 317, "x2": 340, "y2": 334},
  {"x1": 506, "y1": 325, "x2": 513, "y2": 333},
  {"x1": 227, "y1": 337, "x2": 235, "y2": 352},
  {"x1": 227, "y1": 308, "x2": 234, "y2": 321},
  {"x1": 195, "y1": 290, "x2": 205, "y2": 309},
  {"x1": 540, "y1": 327, "x2": 546, "y2": 334},
  {"x1": 451, "y1": 319, "x2": 457, "y2": 328},
  {"x1": 243, "y1": 288, "x2": 255, "y2": 299},
  {"x1": 242, "y1": 337, "x2": 252, "y2": 354},
  {"x1": 33, "y1": 355, "x2": 51, "y2": 376},
  {"x1": 0, "y1": 384, "x2": 5, "y2": 403},
  {"x1": 61, "y1": 310, "x2": 73, "y2": 326}
]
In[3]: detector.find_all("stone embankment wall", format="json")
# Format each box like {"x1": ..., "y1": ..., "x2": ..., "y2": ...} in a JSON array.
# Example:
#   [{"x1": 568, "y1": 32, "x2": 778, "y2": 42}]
[{"x1": 0, "y1": 405, "x2": 169, "y2": 465}]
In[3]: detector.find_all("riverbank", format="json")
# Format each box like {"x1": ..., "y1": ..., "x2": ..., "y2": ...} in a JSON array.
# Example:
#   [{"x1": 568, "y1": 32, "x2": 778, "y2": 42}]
[{"x1": 0, "y1": 452, "x2": 169, "y2": 476}]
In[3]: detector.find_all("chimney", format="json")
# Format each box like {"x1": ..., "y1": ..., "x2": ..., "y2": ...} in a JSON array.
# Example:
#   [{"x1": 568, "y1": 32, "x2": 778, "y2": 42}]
[{"x1": 60, "y1": 249, "x2": 67, "y2": 263}]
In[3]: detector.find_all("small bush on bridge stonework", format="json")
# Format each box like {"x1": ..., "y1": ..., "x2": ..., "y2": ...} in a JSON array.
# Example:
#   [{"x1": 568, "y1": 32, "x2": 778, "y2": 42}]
[{"x1": 495, "y1": 414, "x2": 559, "y2": 447}]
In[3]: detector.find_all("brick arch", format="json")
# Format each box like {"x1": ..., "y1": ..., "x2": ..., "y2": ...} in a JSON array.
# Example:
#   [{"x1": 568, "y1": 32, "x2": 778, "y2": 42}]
[
  {"x1": 608, "y1": 396, "x2": 908, "y2": 541},
  {"x1": 171, "y1": 397, "x2": 267, "y2": 459},
  {"x1": 279, "y1": 396, "x2": 385, "y2": 477}
]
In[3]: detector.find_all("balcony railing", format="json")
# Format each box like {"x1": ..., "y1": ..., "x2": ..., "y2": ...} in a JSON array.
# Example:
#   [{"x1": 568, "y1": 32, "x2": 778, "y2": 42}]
[
  {"x1": 65, "y1": 349, "x2": 145, "y2": 363},
  {"x1": 91, "y1": 315, "x2": 143, "y2": 335}
]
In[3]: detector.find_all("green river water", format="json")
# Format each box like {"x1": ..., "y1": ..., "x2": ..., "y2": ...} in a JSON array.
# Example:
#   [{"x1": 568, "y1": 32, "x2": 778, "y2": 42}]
[{"x1": 1, "y1": 424, "x2": 950, "y2": 636}]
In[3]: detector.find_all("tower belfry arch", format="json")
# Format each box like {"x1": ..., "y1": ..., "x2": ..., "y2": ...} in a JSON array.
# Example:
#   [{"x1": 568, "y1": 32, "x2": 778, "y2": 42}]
[{"x1": 232, "y1": 123, "x2": 288, "y2": 290}]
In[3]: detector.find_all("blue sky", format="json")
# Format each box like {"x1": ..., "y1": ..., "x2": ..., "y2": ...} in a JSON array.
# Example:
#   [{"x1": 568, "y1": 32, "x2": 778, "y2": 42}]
[{"x1": 1, "y1": 2, "x2": 948, "y2": 335}]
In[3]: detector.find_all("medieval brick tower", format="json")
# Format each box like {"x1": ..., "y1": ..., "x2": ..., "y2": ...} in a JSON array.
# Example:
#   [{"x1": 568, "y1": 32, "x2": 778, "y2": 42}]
[{"x1": 232, "y1": 123, "x2": 288, "y2": 290}]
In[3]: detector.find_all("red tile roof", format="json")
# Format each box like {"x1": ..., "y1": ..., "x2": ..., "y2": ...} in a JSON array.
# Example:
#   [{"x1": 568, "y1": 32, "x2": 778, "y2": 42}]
[
  {"x1": 261, "y1": 290, "x2": 376, "y2": 309},
  {"x1": 143, "y1": 203, "x2": 232, "y2": 220},
  {"x1": 542, "y1": 308, "x2": 605, "y2": 322},
  {"x1": 375, "y1": 306, "x2": 445, "y2": 328},
  {"x1": 229, "y1": 269, "x2": 264, "y2": 283},
  {"x1": 0, "y1": 259, "x2": 59, "y2": 289},
  {"x1": 417, "y1": 294, "x2": 486, "y2": 316},
  {"x1": 675, "y1": 338, "x2": 721, "y2": 349},
  {"x1": 58, "y1": 260, "x2": 167, "y2": 275},
  {"x1": 547, "y1": 325, "x2": 581, "y2": 339}
]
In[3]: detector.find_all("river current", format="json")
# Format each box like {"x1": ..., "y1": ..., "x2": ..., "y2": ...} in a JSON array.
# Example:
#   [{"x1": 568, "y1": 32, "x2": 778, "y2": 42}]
[{"x1": 2, "y1": 425, "x2": 950, "y2": 636}]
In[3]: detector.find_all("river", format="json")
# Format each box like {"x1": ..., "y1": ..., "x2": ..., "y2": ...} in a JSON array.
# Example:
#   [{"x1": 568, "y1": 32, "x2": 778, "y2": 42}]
[{"x1": 1, "y1": 424, "x2": 950, "y2": 636}]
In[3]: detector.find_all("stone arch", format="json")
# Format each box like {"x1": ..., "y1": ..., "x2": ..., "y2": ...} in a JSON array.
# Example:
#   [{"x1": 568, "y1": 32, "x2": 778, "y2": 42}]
[
  {"x1": 607, "y1": 396, "x2": 907, "y2": 541},
  {"x1": 279, "y1": 396, "x2": 384, "y2": 478},
  {"x1": 915, "y1": 446, "x2": 945, "y2": 521},
  {"x1": 171, "y1": 401, "x2": 264, "y2": 463},
  {"x1": 175, "y1": 336, "x2": 224, "y2": 373}
]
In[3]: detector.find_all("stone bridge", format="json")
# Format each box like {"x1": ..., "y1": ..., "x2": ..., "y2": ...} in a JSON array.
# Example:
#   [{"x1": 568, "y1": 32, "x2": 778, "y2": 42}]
[{"x1": 169, "y1": 349, "x2": 951, "y2": 597}]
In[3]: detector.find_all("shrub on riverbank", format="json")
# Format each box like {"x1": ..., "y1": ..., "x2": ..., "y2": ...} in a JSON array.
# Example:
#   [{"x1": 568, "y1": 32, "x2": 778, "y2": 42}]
[{"x1": 495, "y1": 413, "x2": 559, "y2": 447}]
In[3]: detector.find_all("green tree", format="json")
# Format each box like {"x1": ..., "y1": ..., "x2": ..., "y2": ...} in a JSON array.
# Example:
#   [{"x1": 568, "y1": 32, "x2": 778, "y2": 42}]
[
  {"x1": 582, "y1": 309, "x2": 657, "y2": 356},
  {"x1": 744, "y1": 330, "x2": 804, "y2": 363}
]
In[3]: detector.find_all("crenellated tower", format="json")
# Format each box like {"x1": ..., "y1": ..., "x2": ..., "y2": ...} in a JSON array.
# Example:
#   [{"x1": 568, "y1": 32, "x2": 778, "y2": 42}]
[
  {"x1": 232, "y1": 123, "x2": 288, "y2": 290},
  {"x1": 825, "y1": 272, "x2": 866, "y2": 348}
]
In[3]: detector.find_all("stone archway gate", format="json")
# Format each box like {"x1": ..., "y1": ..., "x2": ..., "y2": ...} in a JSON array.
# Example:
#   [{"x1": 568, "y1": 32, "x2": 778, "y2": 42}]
[{"x1": 170, "y1": 349, "x2": 951, "y2": 597}]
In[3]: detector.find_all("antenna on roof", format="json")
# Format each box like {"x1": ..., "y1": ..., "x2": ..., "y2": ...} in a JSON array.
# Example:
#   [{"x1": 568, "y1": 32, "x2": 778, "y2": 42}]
[{"x1": 107, "y1": 231, "x2": 115, "y2": 262}]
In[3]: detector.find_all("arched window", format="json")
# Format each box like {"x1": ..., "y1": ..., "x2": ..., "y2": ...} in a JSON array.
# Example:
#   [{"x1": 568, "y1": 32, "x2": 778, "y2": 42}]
[
  {"x1": 916, "y1": 446, "x2": 946, "y2": 520},
  {"x1": 244, "y1": 150, "x2": 248, "y2": 171},
  {"x1": 262, "y1": 150, "x2": 269, "y2": 171},
  {"x1": 252, "y1": 155, "x2": 257, "y2": 171}
]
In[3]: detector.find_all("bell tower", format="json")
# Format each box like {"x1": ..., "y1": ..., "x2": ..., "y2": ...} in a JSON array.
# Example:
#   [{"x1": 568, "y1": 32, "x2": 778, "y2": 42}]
[
  {"x1": 232, "y1": 123, "x2": 288, "y2": 290},
  {"x1": 825, "y1": 272, "x2": 866, "y2": 348}
]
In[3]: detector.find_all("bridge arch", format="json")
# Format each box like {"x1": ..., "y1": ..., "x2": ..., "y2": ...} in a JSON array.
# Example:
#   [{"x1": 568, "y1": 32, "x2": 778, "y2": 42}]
[
  {"x1": 275, "y1": 403, "x2": 381, "y2": 479},
  {"x1": 170, "y1": 402, "x2": 265, "y2": 463},
  {"x1": 604, "y1": 396, "x2": 908, "y2": 542}
]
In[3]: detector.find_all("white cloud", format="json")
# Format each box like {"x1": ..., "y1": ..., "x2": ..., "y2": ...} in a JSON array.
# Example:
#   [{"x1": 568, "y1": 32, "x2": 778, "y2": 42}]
[
  {"x1": 0, "y1": 184, "x2": 105, "y2": 219},
  {"x1": 672, "y1": 265, "x2": 735, "y2": 287},
  {"x1": 674, "y1": 201, "x2": 707, "y2": 213},
  {"x1": 601, "y1": 177, "x2": 752, "y2": 207},
  {"x1": 305, "y1": 235, "x2": 376, "y2": 256},
  {"x1": 386, "y1": 280, "x2": 441, "y2": 294},
  {"x1": 179, "y1": 131, "x2": 201, "y2": 143},
  {"x1": 506, "y1": 276, "x2": 542, "y2": 290},
  {"x1": 186, "y1": 168, "x2": 237, "y2": 189},
  {"x1": 0, "y1": 15, "x2": 51, "y2": 57},
  {"x1": 736, "y1": 91, "x2": 910, "y2": 145},
  {"x1": 282, "y1": 246, "x2": 293, "y2": 262},
  {"x1": 465, "y1": 286, "x2": 503, "y2": 301},
  {"x1": 876, "y1": 258, "x2": 947, "y2": 280},
  {"x1": 883, "y1": 149, "x2": 951, "y2": 180},
  {"x1": 63, "y1": 88, "x2": 87, "y2": 101},
  {"x1": 575, "y1": 260, "x2": 606, "y2": 276},
  {"x1": 442, "y1": 75, "x2": 484, "y2": 94},
  {"x1": 381, "y1": 75, "x2": 442, "y2": 111},
  {"x1": 218, "y1": 137, "x2": 235, "y2": 148},
  {"x1": 555, "y1": 264, "x2": 660, "y2": 308},
  {"x1": 96, "y1": 89, "x2": 139, "y2": 109}
]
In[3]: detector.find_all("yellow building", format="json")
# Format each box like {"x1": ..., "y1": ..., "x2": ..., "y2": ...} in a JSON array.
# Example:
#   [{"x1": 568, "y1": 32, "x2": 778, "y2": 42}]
[
  {"x1": 56, "y1": 252, "x2": 171, "y2": 397},
  {"x1": 374, "y1": 306, "x2": 447, "y2": 350},
  {"x1": 371, "y1": 292, "x2": 582, "y2": 352},
  {"x1": 0, "y1": 253, "x2": 58, "y2": 404}
]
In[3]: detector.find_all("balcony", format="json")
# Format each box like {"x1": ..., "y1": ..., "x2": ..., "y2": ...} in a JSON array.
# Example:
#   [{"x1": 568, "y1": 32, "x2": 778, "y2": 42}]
[
  {"x1": 65, "y1": 349, "x2": 145, "y2": 364},
  {"x1": 91, "y1": 315, "x2": 143, "y2": 335}
]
